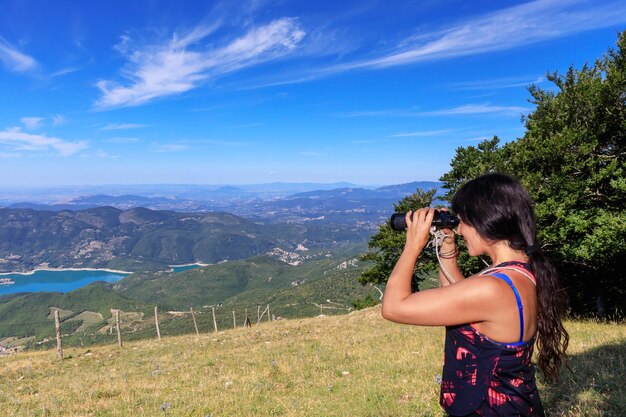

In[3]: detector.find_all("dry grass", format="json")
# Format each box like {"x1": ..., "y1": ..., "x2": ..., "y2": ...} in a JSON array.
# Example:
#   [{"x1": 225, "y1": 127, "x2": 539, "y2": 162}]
[{"x1": 0, "y1": 307, "x2": 624, "y2": 416}]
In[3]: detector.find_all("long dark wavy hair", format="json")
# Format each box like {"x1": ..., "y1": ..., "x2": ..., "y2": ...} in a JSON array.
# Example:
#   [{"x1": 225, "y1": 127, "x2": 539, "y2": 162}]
[{"x1": 451, "y1": 172, "x2": 569, "y2": 382}]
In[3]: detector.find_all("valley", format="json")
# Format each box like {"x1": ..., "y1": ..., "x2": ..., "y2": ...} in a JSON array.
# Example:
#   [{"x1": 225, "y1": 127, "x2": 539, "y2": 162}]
[{"x1": 0, "y1": 182, "x2": 438, "y2": 352}]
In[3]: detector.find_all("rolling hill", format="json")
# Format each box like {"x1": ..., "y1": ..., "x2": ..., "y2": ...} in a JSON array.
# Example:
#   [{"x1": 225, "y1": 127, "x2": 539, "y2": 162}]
[
  {"x1": 0, "y1": 244, "x2": 375, "y2": 349},
  {"x1": 1, "y1": 308, "x2": 623, "y2": 416},
  {"x1": 0, "y1": 206, "x2": 372, "y2": 273}
]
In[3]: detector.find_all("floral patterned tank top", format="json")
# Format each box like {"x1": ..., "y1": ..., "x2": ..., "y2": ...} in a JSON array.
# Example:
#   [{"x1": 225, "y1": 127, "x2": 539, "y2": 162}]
[{"x1": 439, "y1": 261, "x2": 545, "y2": 416}]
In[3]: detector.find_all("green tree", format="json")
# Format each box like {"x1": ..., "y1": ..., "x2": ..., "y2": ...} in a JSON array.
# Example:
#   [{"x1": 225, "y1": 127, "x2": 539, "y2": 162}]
[
  {"x1": 439, "y1": 32, "x2": 626, "y2": 316},
  {"x1": 511, "y1": 33, "x2": 625, "y2": 316},
  {"x1": 439, "y1": 136, "x2": 508, "y2": 201},
  {"x1": 359, "y1": 188, "x2": 438, "y2": 291}
]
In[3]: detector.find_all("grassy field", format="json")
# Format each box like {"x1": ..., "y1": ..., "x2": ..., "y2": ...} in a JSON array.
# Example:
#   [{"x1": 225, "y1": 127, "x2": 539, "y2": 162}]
[{"x1": 0, "y1": 306, "x2": 624, "y2": 416}]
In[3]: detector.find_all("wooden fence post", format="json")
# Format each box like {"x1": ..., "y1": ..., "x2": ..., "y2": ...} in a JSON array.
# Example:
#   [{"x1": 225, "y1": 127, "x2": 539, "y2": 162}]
[
  {"x1": 257, "y1": 305, "x2": 261, "y2": 322},
  {"x1": 154, "y1": 306, "x2": 161, "y2": 341},
  {"x1": 212, "y1": 306, "x2": 218, "y2": 333},
  {"x1": 54, "y1": 309, "x2": 63, "y2": 361},
  {"x1": 258, "y1": 305, "x2": 273, "y2": 323},
  {"x1": 115, "y1": 309, "x2": 122, "y2": 347},
  {"x1": 190, "y1": 307, "x2": 199, "y2": 336},
  {"x1": 232, "y1": 311, "x2": 236, "y2": 329}
]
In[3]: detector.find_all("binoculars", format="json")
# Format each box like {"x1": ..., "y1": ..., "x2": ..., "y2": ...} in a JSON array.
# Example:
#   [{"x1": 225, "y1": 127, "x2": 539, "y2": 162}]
[{"x1": 390, "y1": 210, "x2": 459, "y2": 231}]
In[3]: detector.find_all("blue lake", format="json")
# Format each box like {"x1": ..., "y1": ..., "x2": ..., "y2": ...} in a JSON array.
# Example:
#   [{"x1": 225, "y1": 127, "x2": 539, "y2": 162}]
[
  {"x1": 170, "y1": 264, "x2": 203, "y2": 273},
  {"x1": 0, "y1": 270, "x2": 128, "y2": 296}
]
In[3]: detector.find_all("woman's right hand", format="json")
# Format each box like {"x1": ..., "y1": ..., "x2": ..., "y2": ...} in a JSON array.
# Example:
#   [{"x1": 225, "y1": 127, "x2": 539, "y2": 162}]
[{"x1": 404, "y1": 208, "x2": 435, "y2": 253}]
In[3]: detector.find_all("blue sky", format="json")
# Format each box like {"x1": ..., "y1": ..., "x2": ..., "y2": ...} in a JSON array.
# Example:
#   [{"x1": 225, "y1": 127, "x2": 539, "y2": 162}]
[{"x1": 0, "y1": 0, "x2": 624, "y2": 186}]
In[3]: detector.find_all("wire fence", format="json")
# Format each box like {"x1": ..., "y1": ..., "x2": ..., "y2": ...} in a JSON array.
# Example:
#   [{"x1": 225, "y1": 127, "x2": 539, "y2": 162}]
[{"x1": 0, "y1": 301, "x2": 353, "y2": 360}]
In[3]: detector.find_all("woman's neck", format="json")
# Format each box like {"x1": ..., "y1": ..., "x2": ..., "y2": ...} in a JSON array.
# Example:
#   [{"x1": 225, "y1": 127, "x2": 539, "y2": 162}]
[{"x1": 486, "y1": 241, "x2": 529, "y2": 266}]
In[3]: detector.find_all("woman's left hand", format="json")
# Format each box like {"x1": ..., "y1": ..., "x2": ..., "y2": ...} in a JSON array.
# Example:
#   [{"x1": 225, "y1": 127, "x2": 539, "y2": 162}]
[{"x1": 404, "y1": 208, "x2": 435, "y2": 253}]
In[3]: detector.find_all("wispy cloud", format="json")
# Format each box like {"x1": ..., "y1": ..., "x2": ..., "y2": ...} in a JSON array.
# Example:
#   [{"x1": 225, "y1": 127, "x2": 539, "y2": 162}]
[
  {"x1": 201, "y1": 139, "x2": 250, "y2": 146},
  {"x1": 389, "y1": 129, "x2": 456, "y2": 138},
  {"x1": 100, "y1": 123, "x2": 148, "y2": 130},
  {"x1": 335, "y1": 109, "x2": 415, "y2": 118},
  {"x1": 152, "y1": 143, "x2": 190, "y2": 153},
  {"x1": 0, "y1": 152, "x2": 22, "y2": 158},
  {"x1": 337, "y1": 104, "x2": 529, "y2": 118},
  {"x1": 0, "y1": 37, "x2": 37, "y2": 73},
  {"x1": 21, "y1": 117, "x2": 44, "y2": 130},
  {"x1": 81, "y1": 149, "x2": 120, "y2": 159},
  {"x1": 298, "y1": 151, "x2": 325, "y2": 156},
  {"x1": 419, "y1": 104, "x2": 530, "y2": 116},
  {"x1": 332, "y1": 0, "x2": 626, "y2": 71},
  {"x1": 246, "y1": 0, "x2": 626, "y2": 89},
  {"x1": 50, "y1": 66, "x2": 82, "y2": 78},
  {"x1": 52, "y1": 115, "x2": 65, "y2": 126},
  {"x1": 446, "y1": 76, "x2": 545, "y2": 91},
  {"x1": 0, "y1": 127, "x2": 88, "y2": 156},
  {"x1": 103, "y1": 136, "x2": 141, "y2": 144},
  {"x1": 95, "y1": 18, "x2": 306, "y2": 109}
]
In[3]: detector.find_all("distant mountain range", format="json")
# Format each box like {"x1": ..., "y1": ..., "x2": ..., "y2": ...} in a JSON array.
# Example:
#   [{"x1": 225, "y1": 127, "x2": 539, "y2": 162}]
[
  {"x1": 1, "y1": 181, "x2": 443, "y2": 224},
  {"x1": 0, "y1": 182, "x2": 366, "y2": 205}
]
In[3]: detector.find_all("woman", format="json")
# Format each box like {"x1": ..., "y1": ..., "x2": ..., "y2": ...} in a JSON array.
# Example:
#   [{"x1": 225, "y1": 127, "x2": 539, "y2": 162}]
[{"x1": 382, "y1": 173, "x2": 568, "y2": 417}]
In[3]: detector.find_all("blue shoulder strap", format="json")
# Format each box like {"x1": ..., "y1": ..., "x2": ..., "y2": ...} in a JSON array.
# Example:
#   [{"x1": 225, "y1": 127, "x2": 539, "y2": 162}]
[{"x1": 489, "y1": 272, "x2": 525, "y2": 344}]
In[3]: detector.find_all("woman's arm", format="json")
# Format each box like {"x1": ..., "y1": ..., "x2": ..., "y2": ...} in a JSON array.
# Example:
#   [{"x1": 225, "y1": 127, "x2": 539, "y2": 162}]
[
  {"x1": 381, "y1": 208, "x2": 433, "y2": 321},
  {"x1": 381, "y1": 208, "x2": 497, "y2": 326},
  {"x1": 383, "y1": 275, "x2": 500, "y2": 326}
]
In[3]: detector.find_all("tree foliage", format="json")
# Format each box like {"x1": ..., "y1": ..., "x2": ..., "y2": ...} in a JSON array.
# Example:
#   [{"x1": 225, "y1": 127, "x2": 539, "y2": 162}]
[
  {"x1": 360, "y1": 32, "x2": 625, "y2": 316},
  {"x1": 439, "y1": 136, "x2": 508, "y2": 201},
  {"x1": 439, "y1": 32, "x2": 626, "y2": 317},
  {"x1": 359, "y1": 189, "x2": 438, "y2": 291}
]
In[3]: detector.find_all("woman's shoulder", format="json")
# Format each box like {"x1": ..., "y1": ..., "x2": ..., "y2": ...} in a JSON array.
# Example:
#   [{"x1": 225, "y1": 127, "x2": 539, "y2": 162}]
[
  {"x1": 458, "y1": 273, "x2": 529, "y2": 311},
  {"x1": 453, "y1": 273, "x2": 508, "y2": 301}
]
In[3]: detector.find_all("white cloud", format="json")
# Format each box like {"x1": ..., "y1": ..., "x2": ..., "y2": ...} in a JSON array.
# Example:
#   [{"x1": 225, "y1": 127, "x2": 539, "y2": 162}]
[
  {"x1": 335, "y1": 109, "x2": 413, "y2": 118},
  {"x1": 298, "y1": 151, "x2": 325, "y2": 156},
  {"x1": 95, "y1": 18, "x2": 306, "y2": 109},
  {"x1": 418, "y1": 104, "x2": 530, "y2": 116},
  {"x1": 50, "y1": 67, "x2": 82, "y2": 78},
  {"x1": 103, "y1": 136, "x2": 141, "y2": 144},
  {"x1": 389, "y1": 129, "x2": 455, "y2": 138},
  {"x1": 447, "y1": 76, "x2": 545, "y2": 91},
  {"x1": 0, "y1": 152, "x2": 22, "y2": 158},
  {"x1": 52, "y1": 115, "x2": 65, "y2": 126},
  {"x1": 152, "y1": 143, "x2": 190, "y2": 153},
  {"x1": 21, "y1": 117, "x2": 44, "y2": 130},
  {"x1": 337, "y1": 104, "x2": 529, "y2": 118},
  {"x1": 201, "y1": 139, "x2": 250, "y2": 146},
  {"x1": 246, "y1": 0, "x2": 626, "y2": 89},
  {"x1": 100, "y1": 123, "x2": 148, "y2": 130},
  {"x1": 0, "y1": 127, "x2": 88, "y2": 156},
  {"x1": 0, "y1": 37, "x2": 37, "y2": 73},
  {"x1": 333, "y1": 0, "x2": 626, "y2": 71},
  {"x1": 81, "y1": 149, "x2": 119, "y2": 159}
]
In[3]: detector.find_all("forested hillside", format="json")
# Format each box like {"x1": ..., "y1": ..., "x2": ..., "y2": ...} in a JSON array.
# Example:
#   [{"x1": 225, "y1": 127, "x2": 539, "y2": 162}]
[
  {"x1": 0, "y1": 246, "x2": 375, "y2": 349},
  {"x1": 0, "y1": 206, "x2": 371, "y2": 273}
]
